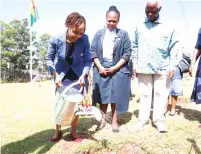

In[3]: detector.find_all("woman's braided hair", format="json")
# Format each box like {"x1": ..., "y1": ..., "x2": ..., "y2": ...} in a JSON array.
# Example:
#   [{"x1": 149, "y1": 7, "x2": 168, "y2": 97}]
[{"x1": 65, "y1": 12, "x2": 86, "y2": 30}]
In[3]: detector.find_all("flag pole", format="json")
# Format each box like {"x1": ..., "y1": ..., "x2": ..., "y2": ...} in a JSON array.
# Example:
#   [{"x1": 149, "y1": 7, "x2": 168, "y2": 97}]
[
  {"x1": 30, "y1": 27, "x2": 33, "y2": 82},
  {"x1": 30, "y1": 0, "x2": 33, "y2": 82},
  {"x1": 30, "y1": 0, "x2": 39, "y2": 82}
]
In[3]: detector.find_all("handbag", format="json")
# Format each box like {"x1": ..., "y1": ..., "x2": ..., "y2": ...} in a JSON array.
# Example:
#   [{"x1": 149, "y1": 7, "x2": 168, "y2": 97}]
[{"x1": 177, "y1": 52, "x2": 191, "y2": 73}]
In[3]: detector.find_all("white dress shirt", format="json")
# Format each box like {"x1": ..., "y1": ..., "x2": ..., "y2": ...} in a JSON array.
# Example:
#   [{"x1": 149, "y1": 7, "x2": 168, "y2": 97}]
[{"x1": 102, "y1": 28, "x2": 117, "y2": 62}]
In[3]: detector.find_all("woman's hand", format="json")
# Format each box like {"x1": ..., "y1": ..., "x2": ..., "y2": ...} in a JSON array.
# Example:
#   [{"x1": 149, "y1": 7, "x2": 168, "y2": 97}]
[
  {"x1": 105, "y1": 66, "x2": 117, "y2": 75},
  {"x1": 131, "y1": 69, "x2": 137, "y2": 80},
  {"x1": 98, "y1": 66, "x2": 108, "y2": 76},
  {"x1": 189, "y1": 63, "x2": 195, "y2": 77},
  {"x1": 54, "y1": 72, "x2": 62, "y2": 87},
  {"x1": 78, "y1": 74, "x2": 85, "y2": 86},
  {"x1": 168, "y1": 70, "x2": 174, "y2": 79}
]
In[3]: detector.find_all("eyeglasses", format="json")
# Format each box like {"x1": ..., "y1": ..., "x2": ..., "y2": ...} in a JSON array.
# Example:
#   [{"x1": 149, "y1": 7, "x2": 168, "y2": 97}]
[
  {"x1": 145, "y1": 9, "x2": 159, "y2": 15},
  {"x1": 107, "y1": 20, "x2": 118, "y2": 23}
]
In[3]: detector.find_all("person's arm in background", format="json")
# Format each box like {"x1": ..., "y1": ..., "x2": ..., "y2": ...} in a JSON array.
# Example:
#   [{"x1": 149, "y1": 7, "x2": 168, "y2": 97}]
[
  {"x1": 79, "y1": 35, "x2": 92, "y2": 85},
  {"x1": 46, "y1": 36, "x2": 62, "y2": 87},
  {"x1": 189, "y1": 49, "x2": 201, "y2": 77},
  {"x1": 91, "y1": 31, "x2": 108, "y2": 76},
  {"x1": 168, "y1": 29, "x2": 182, "y2": 79},
  {"x1": 189, "y1": 28, "x2": 201, "y2": 77},
  {"x1": 131, "y1": 26, "x2": 138, "y2": 79},
  {"x1": 106, "y1": 31, "x2": 131, "y2": 75}
]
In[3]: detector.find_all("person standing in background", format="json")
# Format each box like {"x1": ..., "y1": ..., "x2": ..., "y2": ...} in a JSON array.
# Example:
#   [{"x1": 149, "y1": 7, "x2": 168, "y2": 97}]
[
  {"x1": 131, "y1": 0, "x2": 181, "y2": 133},
  {"x1": 189, "y1": 27, "x2": 201, "y2": 129},
  {"x1": 166, "y1": 47, "x2": 191, "y2": 116},
  {"x1": 166, "y1": 66, "x2": 183, "y2": 116},
  {"x1": 190, "y1": 27, "x2": 201, "y2": 104},
  {"x1": 91, "y1": 5, "x2": 131, "y2": 132}
]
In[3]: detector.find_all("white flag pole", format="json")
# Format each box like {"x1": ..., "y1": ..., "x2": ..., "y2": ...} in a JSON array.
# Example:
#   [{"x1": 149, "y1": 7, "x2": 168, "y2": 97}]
[
  {"x1": 30, "y1": 27, "x2": 33, "y2": 82},
  {"x1": 30, "y1": 0, "x2": 33, "y2": 82}
]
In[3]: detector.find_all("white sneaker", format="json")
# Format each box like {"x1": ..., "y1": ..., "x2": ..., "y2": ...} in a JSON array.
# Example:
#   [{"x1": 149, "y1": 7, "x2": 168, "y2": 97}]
[
  {"x1": 155, "y1": 122, "x2": 167, "y2": 133},
  {"x1": 130, "y1": 121, "x2": 148, "y2": 132}
]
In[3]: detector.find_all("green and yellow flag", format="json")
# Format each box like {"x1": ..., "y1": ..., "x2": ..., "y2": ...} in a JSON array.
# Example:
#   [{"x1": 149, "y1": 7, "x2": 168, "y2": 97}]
[{"x1": 30, "y1": 0, "x2": 39, "y2": 27}]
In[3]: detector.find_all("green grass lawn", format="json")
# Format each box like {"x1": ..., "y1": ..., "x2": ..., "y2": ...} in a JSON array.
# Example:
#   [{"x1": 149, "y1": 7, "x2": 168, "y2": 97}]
[{"x1": 1, "y1": 77, "x2": 201, "y2": 154}]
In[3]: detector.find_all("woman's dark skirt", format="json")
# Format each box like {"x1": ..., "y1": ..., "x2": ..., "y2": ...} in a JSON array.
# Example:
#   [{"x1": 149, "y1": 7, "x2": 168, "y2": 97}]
[{"x1": 92, "y1": 61, "x2": 131, "y2": 115}]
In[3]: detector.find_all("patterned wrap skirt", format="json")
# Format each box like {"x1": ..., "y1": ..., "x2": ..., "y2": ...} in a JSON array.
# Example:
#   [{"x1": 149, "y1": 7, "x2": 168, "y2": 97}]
[{"x1": 191, "y1": 58, "x2": 201, "y2": 104}]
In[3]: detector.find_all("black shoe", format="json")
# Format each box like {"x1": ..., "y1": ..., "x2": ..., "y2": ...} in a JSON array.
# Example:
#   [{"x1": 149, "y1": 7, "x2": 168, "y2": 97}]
[
  {"x1": 112, "y1": 128, "x2": 119, "y2": 133},
  {"x1": 96, "y1": 122, "x2": 106, "y2": 131}
]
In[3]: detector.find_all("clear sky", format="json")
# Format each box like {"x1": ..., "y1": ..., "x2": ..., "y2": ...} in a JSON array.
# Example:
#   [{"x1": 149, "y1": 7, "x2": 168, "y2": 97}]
[{"x1": 1, "y1": 0, "x2": 201, "y2": 52}]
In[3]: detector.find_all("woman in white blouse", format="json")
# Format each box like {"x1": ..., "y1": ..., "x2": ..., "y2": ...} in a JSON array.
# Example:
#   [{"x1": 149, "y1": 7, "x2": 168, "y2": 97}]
[{"x1": 91, "y1": 5, "x2": 132, "y2": 132}]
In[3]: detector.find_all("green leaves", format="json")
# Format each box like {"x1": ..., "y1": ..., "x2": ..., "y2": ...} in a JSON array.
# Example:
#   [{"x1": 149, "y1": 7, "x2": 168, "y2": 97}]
[
  {"x1": 0, "y1": 18, "x2": 51, "y2": 70},
  {"x1": 35, "y1": 33, "x2": 51, "y2": 71}
]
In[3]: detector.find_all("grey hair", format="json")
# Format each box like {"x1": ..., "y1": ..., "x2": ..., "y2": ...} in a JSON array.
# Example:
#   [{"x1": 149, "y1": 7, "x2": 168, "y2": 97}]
[{"x1": 145, "y1": 0, "x2": 162, "y2": 9}]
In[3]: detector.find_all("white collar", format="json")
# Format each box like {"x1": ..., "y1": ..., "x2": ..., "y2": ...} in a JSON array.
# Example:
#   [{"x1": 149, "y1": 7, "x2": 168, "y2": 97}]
[{"x1": 106, "y1": 28, "x2": 117, "y2": 34}]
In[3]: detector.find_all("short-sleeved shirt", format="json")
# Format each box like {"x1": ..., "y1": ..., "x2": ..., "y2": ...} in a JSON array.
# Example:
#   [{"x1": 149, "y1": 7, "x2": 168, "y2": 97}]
[{"x1": 195, "y1": 28, "x2": 201, "y2": 49}]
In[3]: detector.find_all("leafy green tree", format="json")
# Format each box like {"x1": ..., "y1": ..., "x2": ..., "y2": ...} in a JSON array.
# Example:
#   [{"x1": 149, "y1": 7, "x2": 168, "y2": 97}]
[
  {"x1": 35, "y1": 33, "x2": 51, "y2": 71},
  {"x1": 1, "y1": 19, "x2": 37, "y2": 69}
]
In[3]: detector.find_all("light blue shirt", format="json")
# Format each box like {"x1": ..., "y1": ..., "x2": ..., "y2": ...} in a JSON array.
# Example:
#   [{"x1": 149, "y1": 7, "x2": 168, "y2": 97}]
[{"x1": 131, "y1": 17, "x2": 181, "y2": 74}]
